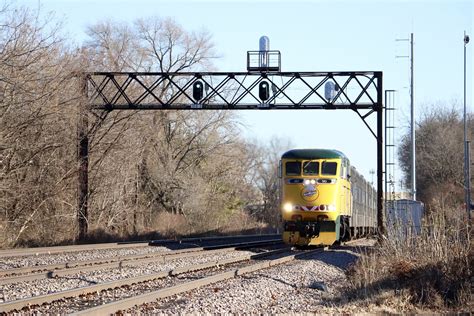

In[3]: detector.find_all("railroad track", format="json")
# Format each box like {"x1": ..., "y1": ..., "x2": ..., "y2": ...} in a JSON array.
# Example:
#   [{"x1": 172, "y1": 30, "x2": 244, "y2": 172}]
[
  {"x1": 72, "y1": 247, "x2": 318, "y2": 316},
  {"x1": 0, "y1": 242, "x2": 150, "y2": 259},
  {"x1": 0, "y1": 238, "x2": 283, "y2": 313},
  {"x1": 0, "y1": 239, "x2": 281, "y2": 285},
  {"x1": 0, "y1": 234, "x2": 280, "y2": 275},
  {"x1": 0, "y1": 240, "x2": 281, "y2": 313},
  {"x1": 0, "y1": 237, "x2": 368, "y2": 315},
  {"x1": 0, "y1": 234, "x2": 279, "y2": 258}
]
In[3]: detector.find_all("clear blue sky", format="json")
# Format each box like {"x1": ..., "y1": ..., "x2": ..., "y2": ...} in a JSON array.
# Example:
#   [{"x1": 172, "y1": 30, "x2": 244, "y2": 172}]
[{"x1": 16, "y1": 0, "x2": 473, "y2": 186}]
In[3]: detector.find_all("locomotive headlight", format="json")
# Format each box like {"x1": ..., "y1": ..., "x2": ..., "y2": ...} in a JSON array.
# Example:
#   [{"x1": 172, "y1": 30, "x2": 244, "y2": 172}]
[
  {"x1": 304, "y1": 179, "x2": 310, "y2": 185},
  {"x1": 282, "y1": 202, "x2": 293, "y2": 213},
  {"x1": 310, "y1": 179, "x2": 316, "y2": 185}
]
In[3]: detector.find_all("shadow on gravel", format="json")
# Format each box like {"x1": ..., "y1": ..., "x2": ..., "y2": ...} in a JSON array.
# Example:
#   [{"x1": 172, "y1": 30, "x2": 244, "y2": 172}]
[
  {"x1": 322, "y1": 266, "x2": 429, "y2": 310},
  {"x1": 240, "y1": 273, "x2": 298, "y2": 289},
  {"x1": 149, "y1": 242, "x2": 202, "y2": 251},
  {"x1": 312, "y1": 250, "x2": 360, "y2": 270},
  {"x1": 55, "y1": 275, "x2": 98, "y2": 285},
  {"x1": 297, "y1": 245, "x2": 372, "y2": 271},
  {"x1": 148, "y1": 235, "x2": 282, "y2": 251},
  {"x1": 334, "y1": 245, "x2": 374, "y2": 254}
]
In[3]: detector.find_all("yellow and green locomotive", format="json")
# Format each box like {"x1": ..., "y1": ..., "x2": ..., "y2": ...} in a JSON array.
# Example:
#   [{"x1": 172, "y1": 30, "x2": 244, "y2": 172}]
[{"x1": 279, "y1": 149, "x2": 376, "y2": 246}]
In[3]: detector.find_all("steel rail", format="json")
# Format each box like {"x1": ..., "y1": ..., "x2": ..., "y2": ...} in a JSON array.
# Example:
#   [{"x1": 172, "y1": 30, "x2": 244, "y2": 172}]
[
  {"x1": 0, "y1": 239, "x2": 281, "y2": 285},
  {"x1": 0, "y1": 246, "x2": 207, "y2": 279},
  {"x1": 0, "y1": 238, "x2": 280, "y2": 279},
  {"x1": 152, "y1": 233, "x2": 280, "y2": 244},
  {"x1": 0, "y1": 245, "x2": 290, "y2": 313},
  {"x1": 0, "y1": 234, "x2": 279, "y2": 258},
  {"x1": 0, "y1": 242, "x2": 150, "y2": 258},
  {"x1": 0, "y1": 247, "x2": 204, "y2": 285}
]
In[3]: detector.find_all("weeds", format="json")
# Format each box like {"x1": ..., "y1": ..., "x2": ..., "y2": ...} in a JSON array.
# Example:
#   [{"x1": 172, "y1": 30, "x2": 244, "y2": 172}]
[{"x1": 347, "y1": 206, "x2": 472, "y2": 311}]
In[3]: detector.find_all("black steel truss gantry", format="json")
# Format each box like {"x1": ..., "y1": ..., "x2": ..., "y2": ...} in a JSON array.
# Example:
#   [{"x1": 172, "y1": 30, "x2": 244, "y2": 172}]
[
  {"x1": 87, "y1": 71, "x2": 378, "y2": 108},
  {"x1": 78, "y1": 71, "x2": 384, "y2": 241}
]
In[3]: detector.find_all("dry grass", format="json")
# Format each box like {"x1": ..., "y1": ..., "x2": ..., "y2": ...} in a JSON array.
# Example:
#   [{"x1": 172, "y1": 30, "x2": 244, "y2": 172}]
[
  {"x1": 0, "y1": 209, "x2": 274, "y2": 249},
  {"x1": 150, "y1": 210, "x2": 272, "y2": 238},
  {"x1": 219, "y1": 211, "x2": 270, "y2": 234},
  {"x1": 150, "y1": 212, "x2": 192, "y2": 238},
  {"x1": 346, "y1": 206, "x2": 473, "y2": 312}
]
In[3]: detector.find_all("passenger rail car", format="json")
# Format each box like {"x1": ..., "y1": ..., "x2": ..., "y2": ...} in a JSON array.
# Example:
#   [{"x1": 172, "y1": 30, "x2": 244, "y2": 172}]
[{"x1": 279, "y1": 149, "x2": 377, "y2": 246}]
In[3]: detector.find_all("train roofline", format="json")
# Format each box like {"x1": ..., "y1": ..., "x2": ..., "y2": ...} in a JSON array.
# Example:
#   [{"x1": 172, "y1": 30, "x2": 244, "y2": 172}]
[{"x1": 281, "y1": 149, "x2": 347, "y2": 160}]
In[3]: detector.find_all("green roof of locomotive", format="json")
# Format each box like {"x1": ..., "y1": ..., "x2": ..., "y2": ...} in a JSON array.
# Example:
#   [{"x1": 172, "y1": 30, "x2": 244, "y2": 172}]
[{"x1": 281, "y1": 149, "x2": 347, "y2": 160}]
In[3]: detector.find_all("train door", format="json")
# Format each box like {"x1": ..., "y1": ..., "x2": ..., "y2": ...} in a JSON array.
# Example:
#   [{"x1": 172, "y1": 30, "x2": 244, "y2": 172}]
[
  {"x1": 278, "y1": 160, "x2": 283, "y2": 211},
  {"x1": 339, "y1": 159, "x2": 351, "y2": 215}
]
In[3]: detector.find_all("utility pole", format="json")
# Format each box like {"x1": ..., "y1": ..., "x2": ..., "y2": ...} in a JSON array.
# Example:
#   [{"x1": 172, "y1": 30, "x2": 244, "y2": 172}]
[
  {"x1": 396, "y1": 33, "x2": 415, "y2": 200},
  {"x1": 464, "y1": 31, "x2": 471, "y2": 221},
  {"x1": 410, "y1": 33, "x2": 416, "y2": 201}
]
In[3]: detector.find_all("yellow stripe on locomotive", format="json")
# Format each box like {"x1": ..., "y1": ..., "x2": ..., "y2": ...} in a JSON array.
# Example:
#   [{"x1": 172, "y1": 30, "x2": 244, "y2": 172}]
[{"x1": 279, "y1": 149, "x2": 352, "y2": 246}]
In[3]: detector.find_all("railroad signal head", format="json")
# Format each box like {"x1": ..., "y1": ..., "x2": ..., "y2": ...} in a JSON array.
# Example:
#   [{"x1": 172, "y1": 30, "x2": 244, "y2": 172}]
[
  {"x1": 324, "y1": 82, "x2": 336, "y2": 101},
  {"x1": 259, "y1": 81, "x2": 270, "y2": 101},
  {"x1": 193, "y1": 80, "x2": 204, "y2": 101}
]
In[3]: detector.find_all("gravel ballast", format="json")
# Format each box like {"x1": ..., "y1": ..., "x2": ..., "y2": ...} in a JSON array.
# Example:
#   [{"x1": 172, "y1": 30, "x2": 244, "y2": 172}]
[
  {"x1": 0, "y1": 249, "x2": 255, "y2": 303},
  {"x1": 0, "y1": 246, "x2": 173, "y2": 270},
  {"x1": 1, "y1": 239, "x2": 380, "y2": 314},
  {"x1": 130, "y1": 242, "x2": 374, "y2": 314}
]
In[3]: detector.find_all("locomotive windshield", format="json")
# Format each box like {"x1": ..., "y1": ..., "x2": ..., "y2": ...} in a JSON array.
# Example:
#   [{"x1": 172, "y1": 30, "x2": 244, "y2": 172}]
[
  {"x1": 285, "y1": 160, "x2": 338, "y2": 176},
  {"x1": 321, "y1": 161, "x2": 338, "y2": 175},
  {"x1": 303, "y1": 161, "x2": 319, "y2": 175},
  {"x1": 285, "y1": 161, "x2": 301, "y2": 175}
]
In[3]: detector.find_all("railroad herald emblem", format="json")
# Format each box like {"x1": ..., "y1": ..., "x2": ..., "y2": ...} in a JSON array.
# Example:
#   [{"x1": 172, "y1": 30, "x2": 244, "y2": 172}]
[{"x1": 301, "y1": 183, "x2": 318, "y2": 201}]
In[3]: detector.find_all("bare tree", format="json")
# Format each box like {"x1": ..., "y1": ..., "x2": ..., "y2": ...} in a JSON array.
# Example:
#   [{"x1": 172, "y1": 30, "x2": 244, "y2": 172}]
[
  {"x1": 83, "y1": 18, "x2": 257, "y2": 236},
  {"x1": 0, "y1": 7, "x2": 273, "y2": 246},
  {"x1": 134, "y1": 17, "x2": 215, "y2": 73},
  {"x1": 0, "y1": 5, "x2": 79, "y2": 246},
  {"x1": 398, "y1": 105, "x2": 473, "y2": 208},
  {"x1": 247, "y1": 137, "x2": 293, "y2": 227}
]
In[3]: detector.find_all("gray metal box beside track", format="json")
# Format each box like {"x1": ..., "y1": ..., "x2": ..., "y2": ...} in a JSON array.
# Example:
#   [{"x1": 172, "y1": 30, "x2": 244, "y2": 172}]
[{"x1": 386, "y1": 199, "x2": 424, "y2": 236}]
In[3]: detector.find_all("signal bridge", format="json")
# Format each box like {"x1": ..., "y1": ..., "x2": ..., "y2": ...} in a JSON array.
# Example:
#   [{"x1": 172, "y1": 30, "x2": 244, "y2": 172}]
[{"x1": 77, "y1": 38, "x2": 385, "y2": 241}]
